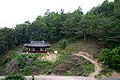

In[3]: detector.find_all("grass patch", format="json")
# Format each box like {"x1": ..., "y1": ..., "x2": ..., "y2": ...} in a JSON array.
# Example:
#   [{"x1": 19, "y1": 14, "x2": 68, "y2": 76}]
[
  {"x1": 56, "y1": 51, "x2": 69, "y2": 63},
  {"x1": 0, "y1": 66, "x2": 5, "y2": 75},
  {"x1": 33, "y1": 60, "x2": 54, "y2": 74},
  {"x1": 96, "y1": 66, "x2": 113, "y2": 78},
  {"x1": 3, "y1": 73, "x2": 24, "y2": 80},
  {"x1": 11, "y1": 53, "x2": 46, "y2": 59}
]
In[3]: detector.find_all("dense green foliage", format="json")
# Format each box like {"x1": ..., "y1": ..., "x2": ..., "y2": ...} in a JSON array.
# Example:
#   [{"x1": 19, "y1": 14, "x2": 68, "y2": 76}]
[
  {"x1": 59, "y1": 39, "x2": 68, "y2": 50},
  {"x1": 3, "y1": 73, "x2": 24, "y2": 80},
  {"x1": 4, "y1": 53, "x2": 46, "y2": 75},
  {"x1": 96, "y1": 66, "x2": 113, "y2": 78},
  {"x1": 99, "y1": 47, "x2": 120, "y2": 69}
]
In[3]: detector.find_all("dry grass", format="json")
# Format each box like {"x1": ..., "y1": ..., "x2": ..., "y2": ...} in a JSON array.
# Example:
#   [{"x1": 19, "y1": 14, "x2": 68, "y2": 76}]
[
  {"x1": 53, "y1": 54, "x2": 94, "y2": 76},
  {"x1": 40, "y1": 53, "x2": 58, "y2": 62},
  {"x1": 51, "y1": 40, "x2": 103, "y2": 58}
]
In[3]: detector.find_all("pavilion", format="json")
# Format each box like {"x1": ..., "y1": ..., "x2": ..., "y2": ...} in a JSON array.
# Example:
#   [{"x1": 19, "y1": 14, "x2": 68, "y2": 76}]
[{"x1": 24, "y1": 41, "x2": 50, "y2": 53}]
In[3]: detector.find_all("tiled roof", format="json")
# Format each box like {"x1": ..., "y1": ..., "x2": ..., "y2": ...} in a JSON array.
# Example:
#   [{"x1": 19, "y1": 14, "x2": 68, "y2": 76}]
[{"x1": 25, "y1": 41, "x2": 50, "y2": 47}]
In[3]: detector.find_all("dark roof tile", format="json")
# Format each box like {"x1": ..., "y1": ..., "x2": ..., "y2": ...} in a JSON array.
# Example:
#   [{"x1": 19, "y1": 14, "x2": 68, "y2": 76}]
[{"x1": 25, "y1": 41, "x2": 50, "y2": 47}]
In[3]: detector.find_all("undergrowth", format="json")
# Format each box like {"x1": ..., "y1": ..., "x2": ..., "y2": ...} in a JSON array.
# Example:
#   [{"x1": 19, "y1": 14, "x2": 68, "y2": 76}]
[{"x1": 1, "y1": 40, "x2": 100, "y2": 76}]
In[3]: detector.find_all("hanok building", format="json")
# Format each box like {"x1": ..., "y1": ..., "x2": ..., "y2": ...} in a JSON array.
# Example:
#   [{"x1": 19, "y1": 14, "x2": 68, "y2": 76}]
[{"x1": 24, "y1": 41, "x2": 50, "y2": 53}]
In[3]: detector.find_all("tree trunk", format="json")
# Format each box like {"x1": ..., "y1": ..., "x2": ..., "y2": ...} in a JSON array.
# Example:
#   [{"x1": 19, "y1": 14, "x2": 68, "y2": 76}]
[{"x1": 83, "y1": 33, "x2": 86, "y2": 43}]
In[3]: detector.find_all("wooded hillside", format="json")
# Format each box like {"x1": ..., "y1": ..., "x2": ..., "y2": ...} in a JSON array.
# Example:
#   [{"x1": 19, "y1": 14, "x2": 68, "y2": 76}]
[
  {"x1": 0, "y1": 0, "x2": 119, "y2": 57},
  {"x1": 0, "y1": 0, "x2": 120, "y2": 78},
  {"x1": 0, "y1": 0, "x2": 120, "y2": 67}
]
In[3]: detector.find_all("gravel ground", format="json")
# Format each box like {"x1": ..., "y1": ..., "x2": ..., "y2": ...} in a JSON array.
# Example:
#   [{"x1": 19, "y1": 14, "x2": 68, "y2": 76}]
[
  {"x1": 24, "y1": 76, "x2": 96, "y2": 80},
  {"x1": 0, "y1": 76, "x2": 96, "y2": 80},
  {"x1": 99, "y1": 78, "x2": 120, "y2": 80},
  {"x1": 1, "y1": 76, "x2": 120, "y2": 80}
]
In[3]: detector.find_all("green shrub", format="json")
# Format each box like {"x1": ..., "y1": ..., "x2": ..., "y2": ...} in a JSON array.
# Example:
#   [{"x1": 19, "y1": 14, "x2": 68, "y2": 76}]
[
  {"x1": 20, "y1": 66, "x2": 32, "y2": 75},
  {"x1": 99, "y1": 47, "x2": 120, "y2": 69},
  {"x1": 47, "y1": 48, "x2": 54, "y2": 52},
  {"x1": 83, "y1": 63, "x2": 94, "y2": 76},
  {"x1": 59, "y1": 39, "x2": 68, "y2": 50},
  {"x1": 4, "y1": 73, "x2": 24, "y2": 80},
  {"x1": 22, "y1": 47, "x2": 28, "y2": 52},
  {"x1": 10, "y1": 52, "x2": 18, "y2": 59},
  {"x1": 96, "y1": 66, "x2": 113, "y2": 78},
  {"x1": 57, "y1": 51, "x2": 69, "y2": 63},
  {"x1": 0, "y1": 56, "x2": 10, "y2": 65},
  {"x1": 33, "y1": 60, "x2": 54, "y2": 74},
  {"x1": 32, "y1": 75, "x2": 35, "y2": 80}
]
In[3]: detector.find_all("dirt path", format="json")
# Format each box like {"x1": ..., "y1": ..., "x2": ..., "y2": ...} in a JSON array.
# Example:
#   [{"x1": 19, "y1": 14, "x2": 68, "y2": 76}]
[
  {"x1": 111, "y1": 71, "x2": 120, "y2": 78},
  {"x1": 74, "y1": 52, "x2": 102, "y2": 78},
  {"x1": 41, "y1": 53, "x2": 57, "y2": 62}
]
